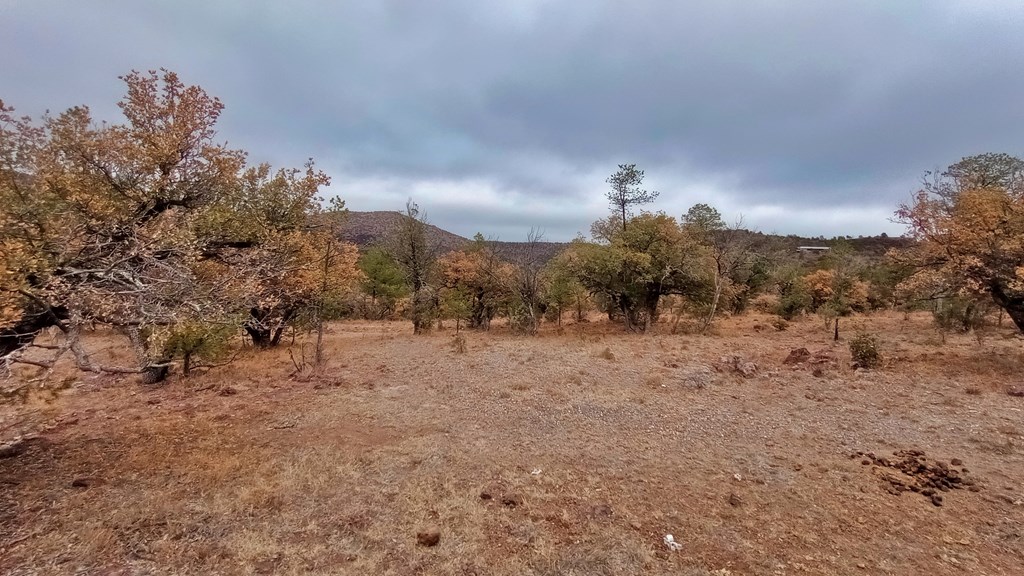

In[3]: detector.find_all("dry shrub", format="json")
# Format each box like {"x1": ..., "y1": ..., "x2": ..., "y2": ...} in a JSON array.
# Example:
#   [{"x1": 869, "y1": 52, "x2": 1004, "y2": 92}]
[
  {"x1": 451, "y1": 334, "x2": 467, "y2": 354},
  {"x1": 643, "y1": 373, "x2": 664, "y2": 388},
  {"x1": 751, "y1": 293, "x2": 780, "y2": 314},
  {"x1": 771, "y1": 317, "x2": 789, "y2": 332},
  {"x1": 597, "y1": 347, "x2": 615, "y2": 360},
  {"x1": 971, "y1": 350, "x2": 1024, "y2": 377}
]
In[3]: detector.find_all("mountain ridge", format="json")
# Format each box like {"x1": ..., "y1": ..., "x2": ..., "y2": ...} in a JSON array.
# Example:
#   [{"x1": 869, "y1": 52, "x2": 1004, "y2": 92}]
[{"x1": 338, "y1": 210, "x2": 911, "y2": 262}]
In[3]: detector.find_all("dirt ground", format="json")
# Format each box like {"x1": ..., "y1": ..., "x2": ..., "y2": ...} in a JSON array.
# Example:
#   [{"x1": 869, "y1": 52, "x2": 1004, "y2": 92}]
[{"x1": 2, "y1": 312, "x2": 1023, "y2": 575}]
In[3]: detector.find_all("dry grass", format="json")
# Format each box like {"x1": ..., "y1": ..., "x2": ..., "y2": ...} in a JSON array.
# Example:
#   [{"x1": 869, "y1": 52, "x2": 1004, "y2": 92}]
[{"x1": 2, "y1": 311, "x2": 1024, "y2": 575}]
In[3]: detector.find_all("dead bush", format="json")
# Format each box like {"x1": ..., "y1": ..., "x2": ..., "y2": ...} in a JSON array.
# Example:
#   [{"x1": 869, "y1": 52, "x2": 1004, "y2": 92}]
[{"x1": 451, "y1": 334, "x2": 467, "y2": 354}]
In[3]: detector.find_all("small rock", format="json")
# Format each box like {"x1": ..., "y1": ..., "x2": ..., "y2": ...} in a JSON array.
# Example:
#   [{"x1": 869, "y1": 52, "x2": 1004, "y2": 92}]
[
  {"x1": 146, "y1": 398, "x2": 161, "y2": 405},
  {"x1": 629, "y1": 521, "x2": 642, "y2": 530},
  {"x1": 0, "y1": 442, "x2": 27, "y2": 459},
  {"x1": 501, "y1": 494, "x2": 523, "y2": 508},
  {"x1": 812, "y1": 367, "x2": 825, "y2": 378},
  {"x1": 479, "y1": 490, "x2": 493, "y2": 501},
  {"x1": 728, "y1": 493, "x2": 743, "y2": 507},
  {"x1": 663, "y1": 534, "x2": 682, "y2": 551},
  {"x1": 218, "y1": 386, "x2": 238, "y2": 396},
  {"x1": 71, "y1": 477, "x2": 101, "y2": 488},
  {"x1": 590, "y1": 504, "x2": 613, "y2": 517},
  {"x1": 416, "y1": 527, "x2": 441, "y2": 547},
  {"x1": 950, "y1": 458, "x2": 963, "y2": 466},
  {"x1": 1007, "y1": 386, "x2": 1024, "y2": 397}
]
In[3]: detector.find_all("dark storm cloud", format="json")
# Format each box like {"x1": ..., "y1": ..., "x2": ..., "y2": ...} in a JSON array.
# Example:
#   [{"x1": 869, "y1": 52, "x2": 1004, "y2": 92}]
[{"x1": 3, "y1": 0, "x2": 1023, "y2": 239}]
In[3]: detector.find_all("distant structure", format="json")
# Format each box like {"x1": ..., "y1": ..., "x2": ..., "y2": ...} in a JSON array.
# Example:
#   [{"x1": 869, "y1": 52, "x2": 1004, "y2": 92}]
[{"x1": 797, "y1": 246, "x2": 830, "y2": 254}]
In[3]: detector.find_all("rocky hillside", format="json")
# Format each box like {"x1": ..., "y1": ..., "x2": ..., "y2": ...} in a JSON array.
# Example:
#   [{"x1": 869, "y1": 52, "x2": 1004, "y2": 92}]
[{"x1": 339, "y1": 211, "x2": 568, "y2": 262}]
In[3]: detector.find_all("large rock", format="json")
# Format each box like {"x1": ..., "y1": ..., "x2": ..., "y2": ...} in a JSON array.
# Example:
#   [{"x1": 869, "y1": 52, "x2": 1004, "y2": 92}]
[{"x1": 783, "y1": 348, "x2": 811, "y2": 365}]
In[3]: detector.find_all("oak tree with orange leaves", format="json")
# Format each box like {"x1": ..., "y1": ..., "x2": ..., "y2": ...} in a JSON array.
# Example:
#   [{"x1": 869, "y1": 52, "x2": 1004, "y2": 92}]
[
  {"x1": 893, "y1": 153, "x2": 1024, "y2": 332},
  {"x1": 1, "y1": 70, "x2": 359, "y2": 382}
]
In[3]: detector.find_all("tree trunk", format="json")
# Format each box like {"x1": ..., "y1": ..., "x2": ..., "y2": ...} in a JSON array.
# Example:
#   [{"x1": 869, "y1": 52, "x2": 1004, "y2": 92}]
[
  {"x1": 245, "y1": 325, "x2": 273, "y2": 348},
  {"x1": 1002, "y1": 304, "x2": 1024, "y2": 333},
  {"x1": 701, "y1": 275, "x2": 723, "y2": 334},
  {"x1": 634, "y1": 289, "x2": 661, "y2": 333},
  {"x1": 140, "y1": 364, "x2": 170, "y2": 385},
  {"x1": 990, "y1": 284, "x2": 1024, "y2": 333},
  {"x1": 620, "y1": 300, "x2": 634, "y2": 332},
  {"x1": 643, "y1": 293, "x2": 660, "y2": 333},
  {"x1": 834, "y1": 317, "x2": 840, "y2": 341},
  {"x1": 412, "y1": 288, "x2": 433, "y2": 335},
  {"x1": 246, "y1": 308, "x2": 277, "y2": 348},
  {"x1": 0, "y1": 306, "x2": 68, "y2": 358},
  {"x1": 125, "y1": 327, "x2": 170, "y2": 384},
  {"x1": 314, "y1": 315, "x2": 324, "y2": 367}
]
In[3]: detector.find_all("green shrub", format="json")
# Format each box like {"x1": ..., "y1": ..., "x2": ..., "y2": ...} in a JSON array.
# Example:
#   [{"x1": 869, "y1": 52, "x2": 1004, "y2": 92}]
[
  {"x1": 849, "y1": 332, "x2": 881, "y2": 369},
  {"x1": 162, "y1": 321, "x2": 236, "y2": 376},
  {"x1": 775, "y1": 290, "x2": 811, "y2": 320},
  {"x1": 932, "y1": 296, "x2": 989, "y2": 335}
]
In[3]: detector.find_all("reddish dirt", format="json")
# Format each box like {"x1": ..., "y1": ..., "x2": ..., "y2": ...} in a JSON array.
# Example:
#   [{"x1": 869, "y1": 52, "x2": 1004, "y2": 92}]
[{"x1": 2, "y1": 312, "x2": 1024, "y2": 575}]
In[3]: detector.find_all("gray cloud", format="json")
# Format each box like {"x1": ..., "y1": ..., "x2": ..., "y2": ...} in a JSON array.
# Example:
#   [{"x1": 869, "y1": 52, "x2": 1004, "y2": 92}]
[{"x1": 3, "y1": 0, "x2": 1023, "y2": 240}]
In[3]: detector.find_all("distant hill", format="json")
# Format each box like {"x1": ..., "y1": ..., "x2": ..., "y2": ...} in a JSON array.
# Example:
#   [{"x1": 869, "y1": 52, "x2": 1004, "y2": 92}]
[
  {"x1": 730, "y1": 230, "x2": 912, "y2": 258},
  {"x1": 339, "y1": 211, "x2": 467, "y2": 253},
  {"x1": 339, "y1": 211, "x2": 567, "y2": 262},
  {"x1": 339, "y1": 210, "x2": 910, "y2": 264}
]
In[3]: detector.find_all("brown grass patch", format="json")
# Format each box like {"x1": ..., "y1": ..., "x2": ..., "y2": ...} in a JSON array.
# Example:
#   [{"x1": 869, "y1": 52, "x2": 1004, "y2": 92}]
[{"x1": 2, "y1": 312, "x2": 1024, "y2": 574}]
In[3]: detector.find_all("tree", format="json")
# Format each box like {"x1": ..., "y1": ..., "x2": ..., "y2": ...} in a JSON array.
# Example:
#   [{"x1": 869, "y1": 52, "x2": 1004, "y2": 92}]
[
  {"x1": 357, "y1": 248, "x2": 408, "y2": 320},
  {"x1": 811, "y1": 241, "x2": 869, "y2": 339},
  {"x1": 389, "y1": 200, "x2": 438, "y2": 334},
  {"x1": 437, "y1": 234, "x2": 512, "y2": 330},
  {"x1": 305, "y1": 220, "x2": 361, "y2": 367},
  {"x1": 0, "y1": 69, "x2": 349, "y2": 383},
  {"x1": 927, "y1": 152, "x2": 1024, "y2": 202},
  {"x1": 507, "y1": 228, "x2": 546, "y2": 334},
  {"x1": 0, "y1": 70, "x2": 246, "y2": 382},
  {"x1": 894, "y1": 153, "x2": 1024, "y2": 332},
  {"x1": 682, "y1": 203, "x2": 752, "y2": 333},
  {"x1": 568, "y1": 213, "x2": 706, "y2": 332},
  {"x1": 543, "y1": 252, "x2": 592, "y2": 324},
  {"x1": 606, "y1": 164, "x2": 659, "y2": 232},
  {"x1": 199, "y1": 161, "x2": 335, "y2": 348}
]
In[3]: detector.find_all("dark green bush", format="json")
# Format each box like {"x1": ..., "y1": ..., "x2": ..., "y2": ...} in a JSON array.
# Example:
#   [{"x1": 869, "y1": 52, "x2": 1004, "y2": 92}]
[{"x1": 849, "y1": 332, "x2": 881, "y2": 369}]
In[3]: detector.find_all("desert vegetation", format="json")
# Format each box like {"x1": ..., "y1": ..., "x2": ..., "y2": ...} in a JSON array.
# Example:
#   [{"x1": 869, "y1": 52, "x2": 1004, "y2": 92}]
[{"x1": 3, "y1": 72, "x2": 1024, "y2": 575}]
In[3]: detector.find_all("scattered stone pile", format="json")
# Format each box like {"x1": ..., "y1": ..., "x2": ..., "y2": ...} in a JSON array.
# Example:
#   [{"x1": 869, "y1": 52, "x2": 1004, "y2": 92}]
[
  {"x1": 717, "y1": 355, "x2": 757, "y2": 378},
  {"x1": 852, "y1": 449, "x2": 979, "y2": 506},
  {"x1": 784, "y1": 347, "x2": 837, "y2": 368}
]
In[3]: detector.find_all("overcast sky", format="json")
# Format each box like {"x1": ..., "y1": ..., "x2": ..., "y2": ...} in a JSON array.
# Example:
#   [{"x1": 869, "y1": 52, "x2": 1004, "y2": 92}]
[{"x1": 3, "y1": 1, "x2": 1023, "y2": 241}]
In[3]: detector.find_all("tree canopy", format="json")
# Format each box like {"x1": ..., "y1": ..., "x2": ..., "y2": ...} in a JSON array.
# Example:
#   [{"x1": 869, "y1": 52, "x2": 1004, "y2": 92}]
[
  {"x1": 894, "y1": 153, "x2": 1024, "y2": 332},
  {"x1": 0, "y1": 69, "x2": 360, "y2": 380}
]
